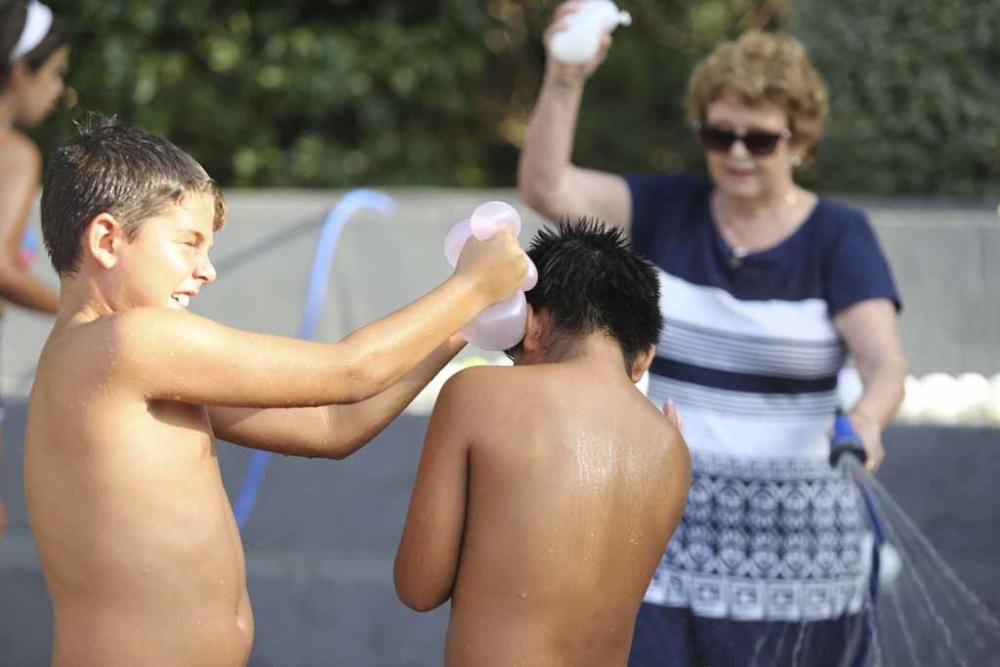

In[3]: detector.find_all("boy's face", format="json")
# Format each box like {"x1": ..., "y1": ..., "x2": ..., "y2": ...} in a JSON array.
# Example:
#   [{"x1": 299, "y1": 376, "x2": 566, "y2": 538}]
[{"x1": 116, "y1": 193, "x2": 217, "y2": 311}]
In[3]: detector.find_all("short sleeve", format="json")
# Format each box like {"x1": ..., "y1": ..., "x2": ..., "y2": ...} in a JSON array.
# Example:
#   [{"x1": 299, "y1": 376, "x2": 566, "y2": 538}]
[
  {"x1": 825, "y1": 212, "x2": 902, "y2": 315},
  {"x1": 624, "y1": 172, "x2": 699, "y2": 258}
]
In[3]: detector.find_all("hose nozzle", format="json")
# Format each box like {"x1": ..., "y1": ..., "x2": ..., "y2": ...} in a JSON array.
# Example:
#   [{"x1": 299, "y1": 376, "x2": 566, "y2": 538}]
[{"x1": 830, "y1": 411, "x2": 868, "y2": 469}]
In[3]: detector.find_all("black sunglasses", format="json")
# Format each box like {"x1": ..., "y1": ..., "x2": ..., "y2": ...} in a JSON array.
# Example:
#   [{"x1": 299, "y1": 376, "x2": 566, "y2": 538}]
[{"x1": 697, "y1": 124, "x2": 791, "y2": 156}]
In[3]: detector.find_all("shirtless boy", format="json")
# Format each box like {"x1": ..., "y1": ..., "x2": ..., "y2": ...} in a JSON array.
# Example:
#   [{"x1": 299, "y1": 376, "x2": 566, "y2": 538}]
[
  {"x1": 395, "y1": 220, "x2": 691, "y2": 665},
  {"x1": 24, "y1": 118, "x2": 526, "y2": 667}
]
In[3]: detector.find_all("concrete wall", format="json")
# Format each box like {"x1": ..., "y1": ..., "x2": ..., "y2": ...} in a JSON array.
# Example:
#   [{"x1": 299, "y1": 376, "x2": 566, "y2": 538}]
[
  {"x1": 2, "y1": 190, "x2": 997, "y2": 665},
  {"x1": 3, "y1": 189, "x2": 999, "y2": 400}
]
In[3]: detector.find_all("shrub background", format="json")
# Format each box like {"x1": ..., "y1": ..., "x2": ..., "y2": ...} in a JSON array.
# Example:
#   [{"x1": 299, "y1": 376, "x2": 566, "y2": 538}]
[{"x1": 35, "y1": 0, "x2": 1000, "y2": 197}]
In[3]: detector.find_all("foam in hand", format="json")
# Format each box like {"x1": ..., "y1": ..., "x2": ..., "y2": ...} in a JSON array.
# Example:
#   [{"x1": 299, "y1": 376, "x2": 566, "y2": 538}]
[
  {"x1": 550, "y1": 0, "x2": 632, "y2": 65},
  {"x1": 444, "y1": 201, "x2": 537, "y2": 351}
]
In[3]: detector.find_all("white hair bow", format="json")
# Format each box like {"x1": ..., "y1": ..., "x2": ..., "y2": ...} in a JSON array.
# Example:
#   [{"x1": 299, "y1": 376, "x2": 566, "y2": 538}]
[{"x1": 9, "y1": 1, "x2": 54, "y2": 64}]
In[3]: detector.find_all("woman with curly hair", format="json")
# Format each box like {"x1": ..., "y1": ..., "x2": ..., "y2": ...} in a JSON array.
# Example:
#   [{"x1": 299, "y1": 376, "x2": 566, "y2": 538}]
[{"x1": 519, "y1": 9, "x2": 907, "y2": 665}]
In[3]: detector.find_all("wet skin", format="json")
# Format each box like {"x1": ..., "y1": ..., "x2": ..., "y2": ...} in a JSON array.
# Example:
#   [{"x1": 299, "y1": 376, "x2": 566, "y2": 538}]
[
  {"x1": 25, "y1": 193, "x2": 526, "y2": 666},
  {"x1": 396, "y1": 349, "x2": 691, "y2": 666}
]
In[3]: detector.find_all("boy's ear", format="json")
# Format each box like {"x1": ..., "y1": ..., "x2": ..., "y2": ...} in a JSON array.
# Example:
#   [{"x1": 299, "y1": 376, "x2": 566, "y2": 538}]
[
  {"x1": 521, "y1": 303, "x2": 545, "y2": 353},
  {"x1": 85, "y1": 213, "x2": 125, "y2": 270},
  {"x1": 630, "y1": 344, "x2": 657, "y2": 383}
]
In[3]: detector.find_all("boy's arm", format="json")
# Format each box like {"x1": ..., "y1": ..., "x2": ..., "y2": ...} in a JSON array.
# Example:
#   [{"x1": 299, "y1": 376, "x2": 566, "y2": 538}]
[
  {"x1": 394, "y1": 371, "x2": 473, "y2": 612},
  {"x1": 208, "y1": 337, "x2": 465, "y2": 459},
  {"x1": 112, "y1": 230, "x2": 523, "y2": 407}
]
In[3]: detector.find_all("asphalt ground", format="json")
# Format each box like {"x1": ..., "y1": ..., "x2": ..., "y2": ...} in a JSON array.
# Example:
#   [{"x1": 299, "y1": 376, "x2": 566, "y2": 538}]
[{"x1": 1, "y1": 398, "x2": 997, "y2": 665}]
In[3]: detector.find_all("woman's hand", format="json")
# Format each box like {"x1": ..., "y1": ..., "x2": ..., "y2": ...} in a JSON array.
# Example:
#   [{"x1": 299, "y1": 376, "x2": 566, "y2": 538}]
[
  {"x1": 544, "y1": 1, "x2": 613, "y2": 85},
  {"x1": 662, "y1": 399, "x2": 684, "y2": 433},
  {"x1": 848, "y1": 409, "x2": 884, "y2": 473}
]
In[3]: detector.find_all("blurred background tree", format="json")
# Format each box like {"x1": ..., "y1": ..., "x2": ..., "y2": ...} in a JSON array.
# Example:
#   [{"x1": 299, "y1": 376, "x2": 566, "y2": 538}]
[
  {"x1": 792, "y1": 0, "x2": 1000, "y2": 198},
  {"x1": 36, "y1": 0, "x2": 1000, "y2": 197}
]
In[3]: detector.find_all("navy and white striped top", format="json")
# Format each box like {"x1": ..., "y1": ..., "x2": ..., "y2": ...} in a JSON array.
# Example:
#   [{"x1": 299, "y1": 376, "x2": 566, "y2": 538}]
[{"x1": 626, "y1": 172, "x2": 900, "y2": 462}]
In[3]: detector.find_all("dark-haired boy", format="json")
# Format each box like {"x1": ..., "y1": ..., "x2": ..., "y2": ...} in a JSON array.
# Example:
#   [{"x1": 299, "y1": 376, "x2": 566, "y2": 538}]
[
  {"x1": 24, "y1": 118, "x2": 526, "y2": 666},
  {"x1": 395, "y1": 220, "x2": 691, "y2": 665}
]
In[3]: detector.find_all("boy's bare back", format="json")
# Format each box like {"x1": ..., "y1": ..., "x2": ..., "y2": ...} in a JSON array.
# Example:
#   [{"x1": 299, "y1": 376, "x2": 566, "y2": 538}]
[
  {"x1": 396, "y1": 220, "x2": 690, "y2": 665},
  {"x1": 400, "y1": 363, "x2": 689, "y2": 666},
  {"x1": 26, "y1": 316, "x2": 254, "y2": 666}
]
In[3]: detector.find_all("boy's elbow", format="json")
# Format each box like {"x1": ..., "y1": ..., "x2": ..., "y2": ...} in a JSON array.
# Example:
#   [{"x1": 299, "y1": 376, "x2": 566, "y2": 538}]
[
  {"x1": 320, "y1": 437, "x2": 364, "y2": 461},
  {"x1": 284, "y1": 409, "x2": 353, "y2": 460},
  {"x1": 314, "y1": 445, "x2": 350, "y2": 461},
  {"x1": 394, "y1": 561, "x2": 449, "y2": 612},
  {"x1": 395, "y1": 582, "x2": 447, "y2": 613}
]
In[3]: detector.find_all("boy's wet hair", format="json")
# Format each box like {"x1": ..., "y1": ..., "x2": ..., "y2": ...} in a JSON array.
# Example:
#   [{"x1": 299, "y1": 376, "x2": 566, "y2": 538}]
[
  {"x1": 41, "y1": 114, "x2": 226, "y2": 276},
  {"x1": 507, "y1": 219, "x2": 663, "y2": 375},
  {"x1": 0, "y1": 1, "x2": 69, "y2": 89}
]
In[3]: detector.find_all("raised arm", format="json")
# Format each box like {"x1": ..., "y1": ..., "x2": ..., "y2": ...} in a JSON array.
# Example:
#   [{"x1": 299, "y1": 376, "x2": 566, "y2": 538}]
[
  {"x1": 0, "y1": 135, "x2": 59, "y2": 313},
  {"x1": 208, "y1": 336, "x2": 465, "y2": 459},
  {"x1": 835, "y1": 298, "x2": 908, "y2": 472},
  {"x1": 111, "y1": 230, "x2": 524, "y2": 407},
  {"x1": 517, "y1": 2, "x2": 632, "y2": 230},
  {"x1": 394, "y1": 371, "x2": 473, "y2": 611}
]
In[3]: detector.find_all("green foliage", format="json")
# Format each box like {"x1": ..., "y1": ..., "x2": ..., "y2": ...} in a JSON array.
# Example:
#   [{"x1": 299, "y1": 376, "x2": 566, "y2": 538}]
[
  {"x1": 792, "y1": 0, "x2": 1000, "y2": 197},
  {"x1": 33, "y1": 1, "x2": 998, "y2": 196},
  {"x1": 42, "y1": 1, "x2": 497, "y2": 186}
]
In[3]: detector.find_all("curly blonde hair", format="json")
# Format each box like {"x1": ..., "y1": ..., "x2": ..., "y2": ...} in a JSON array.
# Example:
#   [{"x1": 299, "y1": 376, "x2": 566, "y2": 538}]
[{"x1": 685, "y1": 31, "x2": 829, "y2": 157}]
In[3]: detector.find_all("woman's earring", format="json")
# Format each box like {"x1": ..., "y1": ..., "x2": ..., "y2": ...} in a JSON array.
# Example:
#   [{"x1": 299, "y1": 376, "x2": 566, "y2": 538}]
[{"x1": 790, "y1": 155, "x2": 802, "y2": 167}]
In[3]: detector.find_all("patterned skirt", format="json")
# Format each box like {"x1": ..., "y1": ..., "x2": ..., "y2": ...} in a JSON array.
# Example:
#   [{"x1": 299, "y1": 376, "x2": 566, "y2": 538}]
[{"x1": 644, "y1": 452, "x2": 874, "y2": 621}]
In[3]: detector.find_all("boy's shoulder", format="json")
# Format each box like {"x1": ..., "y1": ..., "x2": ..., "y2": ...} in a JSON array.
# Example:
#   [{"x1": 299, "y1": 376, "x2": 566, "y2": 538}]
[
  {"x1": 440, "y1": 363, "x2": 520, "y2": 394},
  {"x1": 51, "y1": 307, "x2": 155, "y2": 342},
  {"x1": 436, "y1": 363, "x2": 541, "y2": 411},
  {"x1": 43, "y1": 307, "x2": 188, "y2": 371}
]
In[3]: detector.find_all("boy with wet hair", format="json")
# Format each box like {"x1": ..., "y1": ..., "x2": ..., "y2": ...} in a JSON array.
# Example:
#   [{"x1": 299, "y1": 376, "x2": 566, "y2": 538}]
[
  {"x1": 25, "y1": 116, "x2": 526, "y2": 666},
  {"x1": 395, "y1": 219, "x2": 691, "y2": 666}
]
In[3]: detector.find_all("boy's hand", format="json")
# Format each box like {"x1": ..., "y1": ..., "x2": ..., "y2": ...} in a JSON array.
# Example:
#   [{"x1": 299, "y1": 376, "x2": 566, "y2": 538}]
[{"x1": 455, "y1": 227, "x2": 527, "y2": 305}]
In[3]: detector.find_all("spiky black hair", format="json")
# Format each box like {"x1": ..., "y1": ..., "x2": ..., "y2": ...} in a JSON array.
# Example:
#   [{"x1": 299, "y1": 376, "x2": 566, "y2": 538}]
[{"x1": 507, "y1": 218, "x2": 663, "y2": 375}]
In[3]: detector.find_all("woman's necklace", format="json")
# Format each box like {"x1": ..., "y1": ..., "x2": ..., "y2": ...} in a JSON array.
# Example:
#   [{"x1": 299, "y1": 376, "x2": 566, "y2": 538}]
[{"x1": 713, "y1": 189, "x2": 807, "y2": 267}]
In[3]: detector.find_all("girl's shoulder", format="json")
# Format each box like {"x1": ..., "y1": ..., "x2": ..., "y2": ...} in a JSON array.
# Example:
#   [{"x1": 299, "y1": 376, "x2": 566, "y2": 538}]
[{"x1": 0, "y1": 130, "x2": 41, "y2": 168}]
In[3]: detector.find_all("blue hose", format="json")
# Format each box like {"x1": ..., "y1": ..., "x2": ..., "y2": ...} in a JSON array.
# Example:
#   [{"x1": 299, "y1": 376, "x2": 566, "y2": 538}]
[
  {"x1": 232, "y1": 189, "x2": 397, "y2": 531},
  {"x1": 831, "y1": 411, "x2": 885, "y2": 603}
]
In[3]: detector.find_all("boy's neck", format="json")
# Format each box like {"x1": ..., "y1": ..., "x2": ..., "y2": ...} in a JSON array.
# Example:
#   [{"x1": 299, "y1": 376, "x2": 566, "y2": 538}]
[
  {"x1": 542, "y1": 333, "x2": 630, "y2": 378},
  {"x1": 56, "y1": 275, "x2": 117, "y2": 323}
]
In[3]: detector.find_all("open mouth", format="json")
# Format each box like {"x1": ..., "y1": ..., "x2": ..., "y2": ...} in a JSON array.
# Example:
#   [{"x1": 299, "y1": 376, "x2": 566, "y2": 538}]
[{"x1": 169, "y1": 293, "x2": 191, "y2": 308}]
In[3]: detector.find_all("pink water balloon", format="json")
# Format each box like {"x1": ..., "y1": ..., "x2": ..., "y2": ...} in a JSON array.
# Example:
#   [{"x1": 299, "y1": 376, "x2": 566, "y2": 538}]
[
  {"x1": 470, "y1": 200, "x2": 522, "y2": 240},
  {"x1": 443, "y1": 201, "x2": 537, "y2": 350},
  {"x1": 522, "y1": 257, "x2": 538, "y2": 292},
  {"x1": 443, "y1": 218, "x2": 471, "y2": 267},
  {"x1": 461, "y1": 291, "x2": 528, "y2": 351}
]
